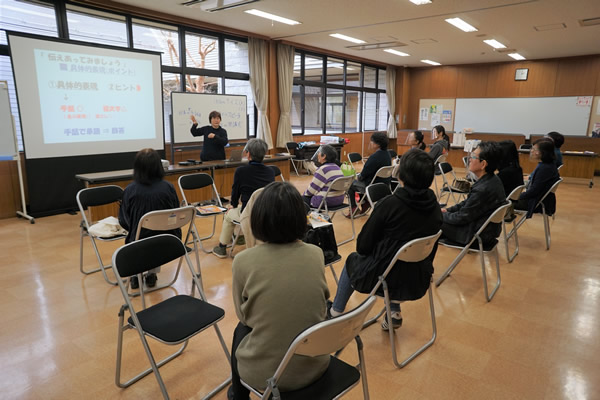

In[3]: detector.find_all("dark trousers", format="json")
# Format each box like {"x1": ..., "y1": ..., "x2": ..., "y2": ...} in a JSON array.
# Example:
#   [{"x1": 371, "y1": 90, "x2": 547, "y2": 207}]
[{"x1": 230, "y1": 322, "x2": 253, "y2": 400}]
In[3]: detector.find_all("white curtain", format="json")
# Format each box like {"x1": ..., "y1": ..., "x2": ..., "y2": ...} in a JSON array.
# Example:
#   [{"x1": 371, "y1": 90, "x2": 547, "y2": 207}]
[
  {"x1": 276, "y1": 43, "x2": 295, "y2": 147},
  {"x1": 248, "y1": 38, "x2": 273, "y2": 149},
  {"x1": 386, "y1": 66, "x2": 397, "y2": 138}
]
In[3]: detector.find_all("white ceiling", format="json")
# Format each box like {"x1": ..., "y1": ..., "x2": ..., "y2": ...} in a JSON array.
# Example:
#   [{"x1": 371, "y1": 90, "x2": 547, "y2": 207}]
[{"x1": 111, "y1": 0, "x2": 600, "y2": 67}]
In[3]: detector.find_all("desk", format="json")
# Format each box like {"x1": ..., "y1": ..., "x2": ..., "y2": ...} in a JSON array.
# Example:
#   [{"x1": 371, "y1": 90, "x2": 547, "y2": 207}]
[
  {"x1": 76, "y1": 156, "x2": 292, "y2": 220},
  {"x1": 518, "y1": 150, "x2": 596, "y2": 187}
]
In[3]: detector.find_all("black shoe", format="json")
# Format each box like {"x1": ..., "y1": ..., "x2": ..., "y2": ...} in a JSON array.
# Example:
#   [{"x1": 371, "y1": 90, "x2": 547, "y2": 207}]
[
  {"x1": 129, "y1": 275, "x2": 139, "y2": 290},
  {"x1": 381, "y1": 313, "x2": 403, "y2": 330},
  {"x1": 326, "y1": 300, "x2": 334, "y2": 319},
  {"x1": 145, "y1": 273, "x2": 158, "y2": 288}
]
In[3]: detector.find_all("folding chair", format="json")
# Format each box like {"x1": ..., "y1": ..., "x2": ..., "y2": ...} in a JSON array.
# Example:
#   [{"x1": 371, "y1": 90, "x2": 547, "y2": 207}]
[
  {"x1": 387, "y1": 149, "x2": 398, "y2": 159},
  {"x1": 76, "y1": 185, "x2": 126, "y2": 285},
  {"x1": 438, "y1": 162, "x2": 469, "y2": 206},
  {"x1": 353, "y1": 165, "x2": 394, "y2": 217},
  {"x1": 362, "y1": 231, "x2": 442, "y2": 369},
  {"x1": 178, "y1": 173, "x2": 227, "y2": 254},
  {"x1": 286, "y1": 142, "x2": 309, "y2": 176},
  {"x1": 241, "y1": 296, "x2": 377, "y2": 400},
  {"x1": 112, "y1": 234, "x2": 231, "y2": 400},
  {"x1": 513, "y1": 178, "x2": 563, "y2": 250},
  {"x1": 365, "y1": 182, "x2": 392, "y2": 209},
  {"x1": 130, "y1": 206, "x2": 202, "y2": 307},
  {"x1": 519, "y1": 144, "x2": 532, "y2": 150},
  {"x1": 347, "y1": 152, "x2": 363, "y2": 166},
  {"x1": 436, "y1": 202, "x2": 511, "y2": 302},
  {"x1": 432, "y1": 154, "x2": 447, "y2": 199},
  {"x1": 502, "y1": 185, "x2": 526, "y2": 262},
  {"x1": 311, "y1": 175, "x2": 356, "y2": 246},
  {"x1": 269, "y1": 165, "x2": 285, "y2": 181}
]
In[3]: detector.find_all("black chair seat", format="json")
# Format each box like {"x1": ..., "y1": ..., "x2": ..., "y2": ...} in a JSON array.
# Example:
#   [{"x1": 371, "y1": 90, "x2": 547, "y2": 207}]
[
  {"x1": 325, "y1": 253, "x2": 342, "y2": 265},
  {"x1": 439, "y1": 238, "x2": 498, "y2": 252},
  {"x1": 321, "y1": 203, "x2": 350, "y2": 212},
  {"x1": 274, "y1": 356, "x2": 360, "y2": 400},
  {"x1": 195, "y1": 210, "x2": 225, "y2": 217},
  {"x1": 128, "y1": 295, "x2": 224, "y2": 343},
  {"x1": 441, "y1": 187, "x2": 469, "y2": 194}
]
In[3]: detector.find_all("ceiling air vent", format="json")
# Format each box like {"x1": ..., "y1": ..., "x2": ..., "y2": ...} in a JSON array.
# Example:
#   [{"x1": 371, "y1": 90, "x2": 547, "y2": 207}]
[
  {"x1": 411, "y1": 38, "x2": 438, "y2": 45},
  {"x1": 181, "y1": 0, "x2": 260, "y2": 12},
  {"x1": 347, "y1": 41, "x2": 407, "y2": 50},
  {"x1": 534, "y1": 23, "x2": 566, "y2": 31},
  {"x1": 579, "y1": 17, "x2": 600, "y2": 27},
  {"x1": 494, "y1": 48, "x2": 517, "y2": 54}
]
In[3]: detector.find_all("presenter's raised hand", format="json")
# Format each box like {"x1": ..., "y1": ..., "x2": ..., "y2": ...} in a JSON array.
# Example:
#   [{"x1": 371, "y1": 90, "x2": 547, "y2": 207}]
[
  {"x1": 208, "y1": 133, "x2": 216, "y2": 139},
  {"x1": 190, "y1": 115, "x2": 197, "y2": 125}
]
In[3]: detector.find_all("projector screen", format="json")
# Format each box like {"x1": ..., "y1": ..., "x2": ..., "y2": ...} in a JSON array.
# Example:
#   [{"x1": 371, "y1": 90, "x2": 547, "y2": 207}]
[{"x1": 8, "y1": 33, "x2": 164, "y2": 159}]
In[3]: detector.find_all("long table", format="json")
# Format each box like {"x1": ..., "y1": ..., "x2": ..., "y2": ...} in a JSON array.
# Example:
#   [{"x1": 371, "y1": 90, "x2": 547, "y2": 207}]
[
  {"x1": 76, "y1": 156, "x2": 292, "y2": 220},
  {"x1": 518, "y1": 150, "x2": 596, "y2": 188}
]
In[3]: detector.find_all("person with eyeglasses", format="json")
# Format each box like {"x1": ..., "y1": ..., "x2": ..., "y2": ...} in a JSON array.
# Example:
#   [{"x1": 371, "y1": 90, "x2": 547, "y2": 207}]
[
  {"x1": 514, "y1": 138, "x2": 560, "y2": 218},
  {"x1": 440, "y1": 141, "x2": 506, "y2": 246}
]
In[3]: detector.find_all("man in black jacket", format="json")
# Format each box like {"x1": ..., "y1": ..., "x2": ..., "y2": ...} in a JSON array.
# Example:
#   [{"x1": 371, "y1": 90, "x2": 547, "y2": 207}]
[
  {"x1": 346, "y1": 131, "x2": 392, "y2": 217},
  {"x1": 441, "y1": 141, "x2": 506, "y2": 246}
]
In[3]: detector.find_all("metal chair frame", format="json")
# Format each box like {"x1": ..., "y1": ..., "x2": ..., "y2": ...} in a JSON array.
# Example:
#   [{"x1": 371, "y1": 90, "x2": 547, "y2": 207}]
[
  {"x1": 269, "y1": 164, "x2": 285, "y2": 182},
  {"x1": 362, "y1": 231, "x2": 442, "y2": 369},
  {"x1": 241, "y1": 296, "x2": 377, "y2": 400},
  {"x1": 347, "y1": 152, "x2": 363, "y2": 166},
  {"x1": 178, "y1": 173, "x2": 227, "y2": 254},
  {"x1": 432, "y1": 154, "x2": 447, "y2": 199},
  {"x1": 130, "y1": 206, "x2": 202, "y2": 307},
  {"x1": 311, "y1": 175, "x2": 356, "y2": 246},
  {"x1": 353, "y1": 165, "x2": 394, "y2": 217},
  {"x1": 365, "y1": 182, "x2": 392, "y2": 210},
  {"x1": 438, "y1": 162, "x2": 469, "y2": 206},
  {"x1": 502, "y1": 185, "x2": 526, "y2": 262},
  {"x1": 436, "y1": 202, "x2": 512, "y2": 302},
  {"x1": 112, "y1": 233, "x2": 231, "y2": 400},
  {"x1": 76, "y1": 185, "x2": 126, "y2": 285},
  {"x1": 286, "y1": 142, "x2": 309, "y2": 176}
]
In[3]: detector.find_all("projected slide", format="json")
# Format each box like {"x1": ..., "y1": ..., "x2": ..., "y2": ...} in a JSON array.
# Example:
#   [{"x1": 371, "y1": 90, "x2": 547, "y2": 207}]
[
  {"x1": 8, "y1": 33, "x2": 164, "y2": 159},
  {"x1": 34, "y1": 49, "x2": 155, "y2": 144}
]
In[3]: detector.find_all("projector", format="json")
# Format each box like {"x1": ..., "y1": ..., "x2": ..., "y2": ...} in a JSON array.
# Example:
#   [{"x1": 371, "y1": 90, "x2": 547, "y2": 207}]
[{"x1": 161, "y1": 159, "x2": 170, "y2": 170}]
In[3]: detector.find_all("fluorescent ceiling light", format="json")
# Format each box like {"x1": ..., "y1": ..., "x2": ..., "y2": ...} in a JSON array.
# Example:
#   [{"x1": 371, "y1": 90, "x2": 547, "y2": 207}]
[
  {"x1": 329, "y1": 33, "x2": 365, "y2": 44},
  {"x1": 508, "y1": 53, "x2": 526, "y2": 60},
  {"x1": 445, "y1": 18, "x2": 478, "y2": 32},
  {"x1": 244, "y1": 9, "x2": 301, "y2": 25},
  {"x1": 384, "y1": 49, "x2": 410, "y2": 57},
  {"x1": 421, "y1": 59, "x2": 441, "y2": 66},
  {"x1": 410, "y1": 0, "x2": 432, "y2": 4},
  {"x1": 483, "y1": 39, "x2": 506, "y2": 49}
]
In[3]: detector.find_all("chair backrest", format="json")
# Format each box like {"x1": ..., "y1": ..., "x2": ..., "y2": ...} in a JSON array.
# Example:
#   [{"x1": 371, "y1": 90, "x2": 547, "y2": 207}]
[
  {"x1": 462, "y1": 156, "x2": 469, "y2": 169},
  {"x1": 557, "y1": 164, "x2": 563, "y2": 171},
  {"x1": 519, "y1": 144, "x2": 532, "y2": 150},
  {"x1": 178, "y1": 173, "x2": 222, "y2": 207},
  {"x1": 506, "y1": 184, "x2": 526, "y2": 201},
  {"x1": 434, "y1": 154, "x2": 447, "y2": 165},
  {"x1": 134, "y1": 206, "x2": 196, "y2": 241},
  {"x1": 369, "y1": 165, "x2": 394, "y2": 186},
  {"x1": 348, "y1": 152, "x2": 362, "y2": 164},
  {"x1": 268, "y1": 165, "x2": 283, "y2": 180},
  {"x1": 113, "y1": 234, "x2": 187, "y2": 278},
  {"x1": 366, "y1": 183, "x2": 392, "y2": 207},
  {"x1": 77, "y1": 185, "x2": 123, "y2": 209},
  {"x1": 535, "y1": 178, "x2": 563, "y2": 208},
  {"x1": 286, "y1": 142, "x2": 298, "y2": 152},
  {"x1": 474, "y1": 202, "x2": 512, "y2": 239},
  {"x1": 271, "y1": 296, "x2": 376, "y2": 382},
  {"x1": 387, "y1": 149, "x2": 397, "y2": 159},
  {"x1": 368, "y1": 230, "x2": 442, "y2": 297},
  {"x1": 315, "y1": 175, "x2": 354, "y2": 212}
]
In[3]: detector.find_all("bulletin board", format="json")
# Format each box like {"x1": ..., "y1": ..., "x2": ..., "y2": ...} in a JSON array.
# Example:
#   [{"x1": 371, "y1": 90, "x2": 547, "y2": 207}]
[
  {"x1": 588, "y1": 96, "x2": 600, "y2": 137},
  {"x1": 417, "y1": 99, "x2": 456, "y2": 136}
]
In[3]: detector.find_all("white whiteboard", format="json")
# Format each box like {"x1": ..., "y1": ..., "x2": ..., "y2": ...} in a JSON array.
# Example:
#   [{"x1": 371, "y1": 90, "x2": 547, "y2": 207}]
[
  {"x1": 0, "y1": 81, "x2": 18, "y2": 159},
  {"x1": 171, "y1": 92, "x2": 247, "y2": 144},
  {"x1": 454, "y1": 97, "x2": 592, "y2": 137}
]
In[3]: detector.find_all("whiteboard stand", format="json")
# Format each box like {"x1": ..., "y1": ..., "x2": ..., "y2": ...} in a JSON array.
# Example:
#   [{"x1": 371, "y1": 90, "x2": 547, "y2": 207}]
[{"x1": 10, "y1": 114, "x2": 34, "y2": 224}]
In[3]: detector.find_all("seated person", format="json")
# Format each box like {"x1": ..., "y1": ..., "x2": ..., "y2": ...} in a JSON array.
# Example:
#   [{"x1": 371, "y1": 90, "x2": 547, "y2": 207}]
[
  {"x1": 303, "y1": 144, "x2": 344, "y2": 209},
  {"x1": 428, "y1": 125, "x2": 450, "y2": 161},
  {"x1": 330, "y1": 149, "x2": 443, "y2": 329},
  {"x1": 118, "y1": 148, "x2": 181, "y2": 289},
  {"x1": 408, "y1": 130, "x2": 426, "y2": 150},
  {"x1": 230, "y1": 182, "x2": 330, "y2": 399},
  {"x1": 212, "y1": 139, "x2": 275, "y2": 258},
  {"x1": 346, "y1": 131, "x2": 392, "y2": 216},
  {"x1": 546, "y1": 131, "x2": 564, "y2": 168},
  {"x1": 441, "y1": 141, "x2": 506, "y2": 246},
  {"x1": 515, "y1": 138, "x2": 560, "y2": 218},
  {"x1": 497, "y1": 140, "x2": 524, "y2": 196}
]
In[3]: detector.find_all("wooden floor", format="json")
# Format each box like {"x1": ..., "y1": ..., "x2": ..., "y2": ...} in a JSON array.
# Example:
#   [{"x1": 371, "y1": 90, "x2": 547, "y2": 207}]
[{"x1": 1, "y1": 171, "x2": 599, "y2": 400}]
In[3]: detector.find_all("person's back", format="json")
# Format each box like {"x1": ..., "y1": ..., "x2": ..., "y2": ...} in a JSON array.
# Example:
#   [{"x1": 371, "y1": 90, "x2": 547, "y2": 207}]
[
  {"x1": 308, "y1": 162, "x2": 344, "y2": 207},
  {"x1": 497, "y1": 140, "x2": 524, "y2": 196}
]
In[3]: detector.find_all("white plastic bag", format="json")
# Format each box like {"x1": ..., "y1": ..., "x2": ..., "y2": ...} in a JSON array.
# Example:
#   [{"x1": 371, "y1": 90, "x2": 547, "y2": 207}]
[{"x1": 88, "y1": 216, "x2": 127, "y2": 238}]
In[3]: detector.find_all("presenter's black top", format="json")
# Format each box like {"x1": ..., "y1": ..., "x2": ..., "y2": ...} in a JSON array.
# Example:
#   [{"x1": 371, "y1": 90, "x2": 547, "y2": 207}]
[
  {"x1": 190, "y1": 124, "x2": 229, "y2": 161},
  {"x1": 231, "y1": 161, "x2": 275, "y2": 211},
  {"x1": 118, "y1": 180, "x2": 181, "y2": 244}
]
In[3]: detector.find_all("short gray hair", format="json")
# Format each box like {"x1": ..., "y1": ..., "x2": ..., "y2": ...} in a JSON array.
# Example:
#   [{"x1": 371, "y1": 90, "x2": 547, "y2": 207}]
[{"x1": 244, "y1": 138, "x2": 268, "y2": 162}]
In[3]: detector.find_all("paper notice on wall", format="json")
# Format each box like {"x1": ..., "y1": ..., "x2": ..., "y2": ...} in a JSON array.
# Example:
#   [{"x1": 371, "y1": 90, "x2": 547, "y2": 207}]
[
  {"x1": 442, "y1": 110, "x2": 452, "y2": 123},
  {"x1": 576, "y1": 96, "x2": 592, "y2": 106},
  {"x1": 597, "y1": 101, "x2": 600, "y2": 115},
  {"x1": 431, "y1": 113, "x2": 441, "y2": 126},
  {"x1": 437, "y1": 105, "x2": 444, "y2": 114},
  {"x1": 420, "y1": 108, "x2": 429, "y2": 121},
  {"x1": 430, "y1": 104, "x2": 437, "y2": 114}
]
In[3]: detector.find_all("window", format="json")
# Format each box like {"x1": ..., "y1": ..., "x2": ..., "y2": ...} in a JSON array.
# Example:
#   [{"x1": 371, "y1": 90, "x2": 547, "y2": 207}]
[
  {"x1": 292, "y1": 51, "x2": 387, "y2": 134},
  {"x1": 133, "y1": 20, "x2": 180, "y2": 67},
  {"x1": 225, "y1": 79, "x2": 254, "y2": 137},
  {"x1": 0, "y1": 0, "x2": 58, "y2": 45},
  {"x1": 162, "y1": 72, "x2": 181, "y2": 142},
  {"x1": 185, "y1": 33, "x2": 219, "y2": 70},
  {"x1": 225, "y1": 39, "x2": 248, "y2": 73},
  {"x1": 67, "y1": 6, "x2": 127, "y2": 47}
]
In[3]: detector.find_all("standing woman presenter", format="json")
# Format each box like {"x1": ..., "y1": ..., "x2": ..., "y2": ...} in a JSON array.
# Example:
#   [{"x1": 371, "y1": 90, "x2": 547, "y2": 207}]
[{"x1": 190, "y1": 110, "x2": 229, "y2": 161}]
